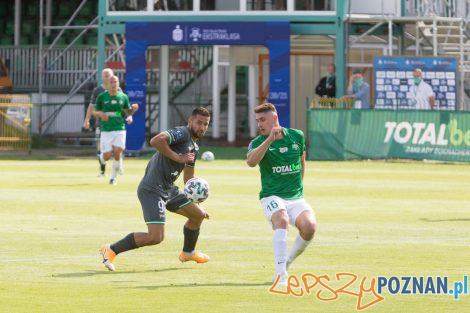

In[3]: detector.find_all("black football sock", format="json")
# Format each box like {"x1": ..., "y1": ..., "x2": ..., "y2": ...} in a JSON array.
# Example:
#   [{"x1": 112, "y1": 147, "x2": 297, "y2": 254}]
[
  {"x1": 110, "y1": 233, "x2": 138, "y2": 255},
  {"x1": 183, "y1": 226, "x2": 200, "y2": 253}
]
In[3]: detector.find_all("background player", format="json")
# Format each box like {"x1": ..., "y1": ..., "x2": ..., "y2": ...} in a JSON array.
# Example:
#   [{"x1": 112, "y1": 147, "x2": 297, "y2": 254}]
[
  {"x1": 93, "y1": 75, "x2": 138, "y2": 185},
  {"x1": 83, "y1": 68, "x2": 121, "y2": 176}
]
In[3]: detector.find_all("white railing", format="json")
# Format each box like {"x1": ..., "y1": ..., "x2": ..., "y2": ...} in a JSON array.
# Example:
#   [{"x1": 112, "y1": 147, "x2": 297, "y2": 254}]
[
  {"x1": 405, "y1": 0, "x2": 460, "y2": 17},
  {"x1": 1, "y1": 47, "x2": 97, "y2": 91},
  {"x1": 0, "y1": 46, "x2": 212, "y2": 93},
  {"x1": 106, "y1": 0, "x2": 336, "y2": 14}
]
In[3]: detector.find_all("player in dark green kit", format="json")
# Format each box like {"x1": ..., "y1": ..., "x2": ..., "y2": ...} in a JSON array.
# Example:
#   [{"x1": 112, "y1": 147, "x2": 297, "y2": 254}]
[
  {"x1": 94, "y1": 75, "x2": 138, "y2": 185},
  {"x1": 246, "y1": 103, "x2": 317, "y2": 285},
  {"x1": 99, "y1": 107, "x2": 211, "y2": 271}
]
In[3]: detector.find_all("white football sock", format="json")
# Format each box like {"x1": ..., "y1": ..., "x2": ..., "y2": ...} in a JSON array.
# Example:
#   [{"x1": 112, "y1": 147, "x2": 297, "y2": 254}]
[
  {"x1": 111, "y1": 159, "x2": 119, "y2": 179},
  {"x1": 287, "y1": 234, "x2": 311, "y2": 269},
  {"x1": 99, "y1": 153, "x2": 106, "y2": 165},
  {"x1": 273, "y1": 229, "x2": 288, "y2": 276},
  {"x1": 119, "y1": 157, "x2": 124, "y2": 175}
]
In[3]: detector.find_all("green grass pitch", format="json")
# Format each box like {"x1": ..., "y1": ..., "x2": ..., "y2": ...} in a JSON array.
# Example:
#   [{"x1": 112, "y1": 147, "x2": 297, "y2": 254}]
[{"x1": 0, "y1": 158, "x2": 469, "y2": 312}]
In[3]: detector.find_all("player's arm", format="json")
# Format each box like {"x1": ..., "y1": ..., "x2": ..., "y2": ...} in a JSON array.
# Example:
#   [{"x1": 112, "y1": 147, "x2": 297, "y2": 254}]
[
  {"x1": 246, "y1": 139, "x2": 271, "y2": 167},
  {"x1": 124, "y1": 103, "x2": 139, "y2": 124},
  {"x1": 246, "y1": 126, "x2": 282, "y2": 167},
  {"x1": 123, "y1": 103, "x2": 139, "y2": 116},
  {"x1": 429, "y1": 96, "x2": 435, "y2": 110},
  {"x1": 83, "y1": 104, "x2": 95, "y2": 129},
  {"x1": 428, "y1": 91, "x2": 436, "y2": 110},
  {"x1": 183, "y1": 166, "x2": 194, "y2": 184},
  {"x1": 93, "y1": 110, "x2": 109, "y2": 121},
  {"x1": 84, "y1": 88, "x2": 100, "y2": 128},
  {"x1": 150, "y1": 132, "x2": 194, "y2": 164},
  {"x1": 92, "y1": 95, "x2": 109, "y2": 121}
]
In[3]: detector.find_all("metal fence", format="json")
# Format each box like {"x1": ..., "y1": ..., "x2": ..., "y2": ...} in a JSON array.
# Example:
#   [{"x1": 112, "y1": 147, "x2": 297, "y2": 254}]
[
  {"x1": 0, "y1": 46, "x2": 213, "y2": 93},
  {"x1": 0, "y1": 94, "x2": 32, "y2": 152}
]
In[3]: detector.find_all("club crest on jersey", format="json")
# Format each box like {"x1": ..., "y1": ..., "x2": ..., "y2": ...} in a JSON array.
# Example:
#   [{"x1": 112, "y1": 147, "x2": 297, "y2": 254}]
[
  {"x1": 279, "y1": 147, "x2": 288, "y2": 153},
  {"x1": 292, "y1": 143, "x2": 299, "y2": 150},
  {"x1": 111, "y1": 100, "x2": 117, "y2": 104},
  {"x1": 173, "y1": 129, "x2": 184, "y2": 140}
]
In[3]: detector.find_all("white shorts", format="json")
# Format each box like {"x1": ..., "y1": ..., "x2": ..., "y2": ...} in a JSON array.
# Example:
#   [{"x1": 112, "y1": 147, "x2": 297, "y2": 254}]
[
  {"x1": 100, "y1": 130, "x2": 126, "y2": 153},
  {"x1": 260, "y1": 196, "x2": 316, "y2": 226}
]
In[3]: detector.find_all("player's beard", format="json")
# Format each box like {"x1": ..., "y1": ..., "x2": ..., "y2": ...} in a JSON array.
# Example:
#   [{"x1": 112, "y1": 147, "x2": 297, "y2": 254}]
[{"x1": 190, "y1": 128, "x2": 205, "y2": 139}]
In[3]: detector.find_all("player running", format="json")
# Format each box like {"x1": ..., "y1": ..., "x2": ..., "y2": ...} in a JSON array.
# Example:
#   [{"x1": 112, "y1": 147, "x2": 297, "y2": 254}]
[{"x1": 93, "y1": 75, "x2": 138, "y2": 185}]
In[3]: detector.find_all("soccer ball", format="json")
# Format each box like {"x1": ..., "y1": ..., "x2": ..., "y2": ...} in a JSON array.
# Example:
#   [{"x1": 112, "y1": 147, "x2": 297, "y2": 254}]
[
  {"x1": 184, "y1": 177, "x2": 209, "y2": 203},
  {"x1": 201, "y1": 151, "x2": 215, "y2": 161}
]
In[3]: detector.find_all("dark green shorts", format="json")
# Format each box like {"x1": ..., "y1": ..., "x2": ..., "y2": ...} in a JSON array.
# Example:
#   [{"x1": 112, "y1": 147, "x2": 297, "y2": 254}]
[{"x1": 137, "y1": 185, "x2": 192, "y2": 225}]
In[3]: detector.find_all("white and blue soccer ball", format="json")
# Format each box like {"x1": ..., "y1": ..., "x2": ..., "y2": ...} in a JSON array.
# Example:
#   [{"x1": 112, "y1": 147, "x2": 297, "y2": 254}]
[
  {"x1": 201, "y1": 151, "x2": 215, "y2": 161},
  {"x1": 184, "y1": 177, "x2": 209, "y2": 203}
]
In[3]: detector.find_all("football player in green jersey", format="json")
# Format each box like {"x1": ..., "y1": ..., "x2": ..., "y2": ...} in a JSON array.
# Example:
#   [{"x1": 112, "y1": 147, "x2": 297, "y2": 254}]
[
  {"x1": 83, "y1": 68, "x2": 114, "y2": 176},
  {"x1": 94, "y1": 75, "x2": 138, "y2": 185},
  {"x1": 247, "y1": 103, "x2": 317, "y2": 285}
]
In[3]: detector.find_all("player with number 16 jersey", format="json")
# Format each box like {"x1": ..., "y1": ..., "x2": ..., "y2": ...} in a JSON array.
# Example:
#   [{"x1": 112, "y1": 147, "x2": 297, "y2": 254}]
[
  {"x1": 248, "y1": 127, "x2": 304, "y2": 200},
  {"x1": 246, "y1": 103, "x2": 317, "y2": 285}
]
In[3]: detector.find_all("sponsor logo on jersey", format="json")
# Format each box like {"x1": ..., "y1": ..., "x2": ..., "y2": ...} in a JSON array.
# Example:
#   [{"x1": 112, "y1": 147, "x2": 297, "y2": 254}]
[
  {"x1": 272, "y1": 163, "x2": 300, "y2": 174},
  {"x1": 279, "y1": 147, "x2": 288, "y2": 153}
]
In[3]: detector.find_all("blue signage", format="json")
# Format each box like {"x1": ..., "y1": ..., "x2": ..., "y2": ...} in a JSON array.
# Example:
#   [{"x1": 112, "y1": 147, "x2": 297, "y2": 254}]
[
  {"x1": 125, "y1": 21, "x2": 290, "y2": 151},
  {"x1": 374, "y1": 56, "x2": 457, "y2": 110}
]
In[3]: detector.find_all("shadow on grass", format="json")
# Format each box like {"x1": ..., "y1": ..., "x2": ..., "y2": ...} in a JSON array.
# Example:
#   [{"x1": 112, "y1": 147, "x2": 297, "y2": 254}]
[
  {"x1": 420, "y1": 218, "x2": 470, "y2": 222},
  {"x1": 53, "y1": 267, "x2": 185, "y2": 278},
  {"x1": 135, "y1": 282, "x2": 273, "y2": 290}
]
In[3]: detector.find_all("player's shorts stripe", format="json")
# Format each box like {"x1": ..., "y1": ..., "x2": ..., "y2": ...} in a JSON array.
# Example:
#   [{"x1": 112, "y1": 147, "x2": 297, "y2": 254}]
[
  {"x1": 146, "y1": 221, "x2": 165, "y2": 224},
  {"x1": 178, "y1": 200, "x2": 192, "y2": 208},
  {"x1": 165, "y1": 131, "x2": 173, "y2": 144}
]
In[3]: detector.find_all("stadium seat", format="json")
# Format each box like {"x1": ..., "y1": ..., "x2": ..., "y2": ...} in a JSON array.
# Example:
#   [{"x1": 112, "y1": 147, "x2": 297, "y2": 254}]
[
  {"x1": 22, "y1": 20, "x2": 36, "y2": 35},
  {"x1": 25, "y1": 4, "x2": 38, "y2": 18},
  {"x1": 80, "y1": 1, "x2": 96, "y2": 17},
  {"x1": 5, "y1": 22, "x2": 14, "y2": 35},
  {"x1": 58, "y1": 4, "x2": 74, "y2": 18},
  {"x1": 86, "y1": 36, "x2": 98, "y2": 46},
  {"x1": 29, "y1": 35, "x2": 40, "y2": 45},
  {"x1": 73, "y1": 18, "x2": 90, "y2": 26},
  {"x1": 0, "y1": 4, "x2": 8, "y2": 17},
  {"x1": 20, "y1": 36, "x2": 30, "y2": 46},
  {"x1": 52, "y1": 35, "x2": 68, "y2": 46},
  {"x1": 0, "y1": 36, "x2": 14, "y2": 45}
]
